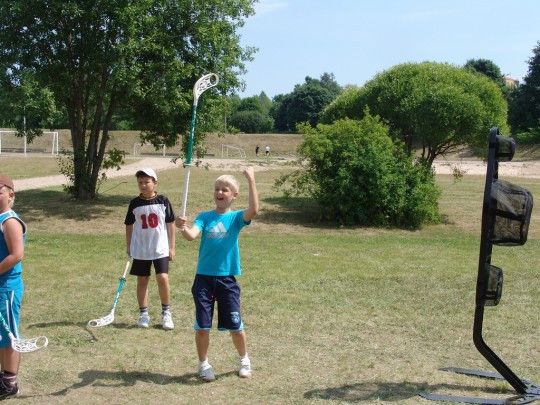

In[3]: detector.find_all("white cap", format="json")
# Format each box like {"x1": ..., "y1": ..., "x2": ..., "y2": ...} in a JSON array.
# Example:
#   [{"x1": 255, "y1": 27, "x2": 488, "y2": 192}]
[{"x1": 135, "y1": 167, "x2": 157, "y2": 181}]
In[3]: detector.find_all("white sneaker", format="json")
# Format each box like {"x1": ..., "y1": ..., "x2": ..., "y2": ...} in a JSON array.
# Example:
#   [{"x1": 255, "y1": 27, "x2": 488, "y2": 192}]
[
  {"x1": 138, "y1": 313, "x2": 150, "y2": 328},
  {"x1": 198, "y1": 362, "x2": 215, "y2": 382},
  {"x1": 161, "y1": 311, "x2": 174, "y2": 330},
  {"x1": 238, "y1": 356, "x2": 252, "y2": 378}
]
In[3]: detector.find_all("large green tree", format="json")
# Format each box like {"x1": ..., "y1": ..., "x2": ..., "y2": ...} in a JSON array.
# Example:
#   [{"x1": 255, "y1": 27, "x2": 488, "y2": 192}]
[
  {"x1": 274, "y1": 72, "x2": 342, "y2": 132},
  {"x1": 0, "y1": 0, "x2": 256, "y2": 198},
  {"x1": 509, "y1": 41, "x2": 540, "y2": 138},
  {"x1": 322, "y1": 62, "x2": 508, "y2": 165}
]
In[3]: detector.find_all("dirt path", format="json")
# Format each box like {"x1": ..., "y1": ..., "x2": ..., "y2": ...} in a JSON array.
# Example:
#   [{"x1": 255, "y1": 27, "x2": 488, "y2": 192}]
[
  {"x1": 12, "y1": 156, "x2": 293, "y2": 191},
  {"x1": 11, "y1": 156, "x2": 540, "y2": 191}
]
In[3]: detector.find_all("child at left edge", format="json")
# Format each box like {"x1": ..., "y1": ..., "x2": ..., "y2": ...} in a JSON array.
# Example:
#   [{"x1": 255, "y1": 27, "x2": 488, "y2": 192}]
[
  {"x1": 0, "y1": 174, "x2": 26, "y2": 399},
  {"x1": 125, "y1": 168, "x2": 176, "y2": 330}
]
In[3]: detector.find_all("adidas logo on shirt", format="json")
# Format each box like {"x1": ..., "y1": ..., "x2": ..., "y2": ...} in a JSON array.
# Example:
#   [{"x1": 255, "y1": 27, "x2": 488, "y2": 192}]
[{"x1": 207, "y1": 222, "x2": 228, "y2": 238}]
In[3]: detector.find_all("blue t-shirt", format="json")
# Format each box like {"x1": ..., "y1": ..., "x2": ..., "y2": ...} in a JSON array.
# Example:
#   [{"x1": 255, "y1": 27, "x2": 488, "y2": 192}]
[
  {"x1": 0, "y1": 211, "x2": 26, "y2": 292},
  {"x1": 193, "y1": 210, "x2": 250, "y2": 276}
]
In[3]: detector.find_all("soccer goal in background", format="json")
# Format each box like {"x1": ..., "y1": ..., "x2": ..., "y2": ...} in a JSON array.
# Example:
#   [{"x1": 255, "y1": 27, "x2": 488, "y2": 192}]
[
  {"x1": 221, "y1": 144, "x2": 246, "y2": 158},
  {"x1": 133, "y1": 143, "x2": 167, "y2": 156},
  {"x1": 0, "y1": 130, "x2": 59, "y2": 156}
]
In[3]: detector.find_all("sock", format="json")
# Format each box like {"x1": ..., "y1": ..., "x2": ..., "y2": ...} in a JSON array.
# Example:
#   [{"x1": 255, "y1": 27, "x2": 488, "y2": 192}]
[
  {"x1": 161, "y1": 304, "x2": 170, "y2": 314},
  {"x1": 2, "y1": 371, "x2": 17, "y2": 388},
  {"x1": 139, "y1": 307, "x2": 148, "y2": 315},
  {"x1": 240, "y1": 353, "x2": 249, "y2": 361},
  {"x1": 198, "y1": 358, "x2": 209, "y2": 367}
]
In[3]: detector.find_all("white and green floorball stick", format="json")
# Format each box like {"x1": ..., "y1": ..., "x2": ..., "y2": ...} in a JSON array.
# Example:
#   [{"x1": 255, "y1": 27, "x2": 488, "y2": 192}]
[
  {"x1": 87, "y1": 257, "x2": 132, "y2": 328},
  {"x1": 0, "y1": 311, "x2": 48, "y2": 353},
  {"x1": 180, "y1": 73, "x2": 219, "y2": 224}
]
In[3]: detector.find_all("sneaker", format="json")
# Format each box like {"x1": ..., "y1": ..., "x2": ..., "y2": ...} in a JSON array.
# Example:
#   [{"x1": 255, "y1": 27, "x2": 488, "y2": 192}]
[
  {"x1": 0, "y1": 381, "x2": 18, "y2": 400},
  {"x1": 198, "y1": 363, "x2": 216, "y2": 382},
  {"x1": 138, "y1": 313, "x2": 150, "y2": 328},
  {"x1": 238, "y1": 356, "x2": 252, "y2": 378},
  {"x1": 161, "y1": 311, "x2": 174, "y2": 330}
]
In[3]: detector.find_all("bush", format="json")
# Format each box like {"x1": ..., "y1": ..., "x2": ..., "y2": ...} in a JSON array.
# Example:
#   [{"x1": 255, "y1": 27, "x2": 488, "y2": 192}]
[{"x1": 276, "y1": 115, "x2": 440, "y2": 228}]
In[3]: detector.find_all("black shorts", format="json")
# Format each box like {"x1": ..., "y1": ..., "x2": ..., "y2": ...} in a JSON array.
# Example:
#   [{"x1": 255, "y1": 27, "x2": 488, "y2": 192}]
[
  {"x1": 192, "y1": 274, "x2": 243, "y2": 331},
  {"x1": 130, "y1": 257, "x2": 169, "y2": 276}
]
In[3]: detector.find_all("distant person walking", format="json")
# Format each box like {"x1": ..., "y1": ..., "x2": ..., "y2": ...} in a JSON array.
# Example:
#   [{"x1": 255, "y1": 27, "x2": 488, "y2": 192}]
[
  {"x1": 265, "y1": 146, "x2": 270, "y2": 157},
  {"x1": 255, "y1": 145, "x2": 259, "y2": 157}
]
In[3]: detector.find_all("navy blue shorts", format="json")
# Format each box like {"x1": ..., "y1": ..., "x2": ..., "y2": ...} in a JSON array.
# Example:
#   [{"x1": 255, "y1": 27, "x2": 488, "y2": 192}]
[
  {"x1": 130, "y1": 257, "x2": 169, "y2": 276},
  {"x1": 192, "y1": 274, "x2": 243, "y2": 331}
]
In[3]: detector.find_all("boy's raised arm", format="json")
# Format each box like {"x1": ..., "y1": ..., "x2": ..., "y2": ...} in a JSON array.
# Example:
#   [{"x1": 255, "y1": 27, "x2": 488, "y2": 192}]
[{"x1": 243, "y1": 167, "x2": 259, "y2": 222}]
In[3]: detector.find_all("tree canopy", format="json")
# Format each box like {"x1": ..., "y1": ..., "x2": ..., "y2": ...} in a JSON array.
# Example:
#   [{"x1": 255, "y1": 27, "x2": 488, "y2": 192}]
[
  {"x1": 0, "y1": 0, "x2": 256, "y2": 198},
  {"x1": 322, "y1": 62, "x2": 508, "y2": 165},
  {"x1": 509, "y1": 41, "x2": 540, "y2": 139},
  {"x1": 273, "y1": 73, "x2": 342, "y2": 132}
]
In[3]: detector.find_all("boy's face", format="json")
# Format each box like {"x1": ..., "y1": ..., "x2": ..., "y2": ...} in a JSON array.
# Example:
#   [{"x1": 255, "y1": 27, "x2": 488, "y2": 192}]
[
  {"x1": 0, "y1": 186, "x2": 13, "y2": 212},
  {"x1": 214, "y1": 181, "x2": 238, "y2": 213},
  {"x1": 137, "y1": 176, "x2": 157, "y2": 198}
]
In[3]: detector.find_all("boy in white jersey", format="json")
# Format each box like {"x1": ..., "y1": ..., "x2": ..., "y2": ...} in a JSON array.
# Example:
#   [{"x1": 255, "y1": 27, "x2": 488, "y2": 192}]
[
  {"x1": 125, "y1": 168, "x2": 176, "y2": 330},
  {"x1": 176, "y1": 167, "x2": 259, "y2": 382}
]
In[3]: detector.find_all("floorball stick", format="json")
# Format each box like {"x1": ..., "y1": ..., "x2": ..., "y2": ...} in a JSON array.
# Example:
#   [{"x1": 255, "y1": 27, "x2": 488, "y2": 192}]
[
  {"x1": 0, "y1": 311, "x2": 48, "y2": 353},
  {"x1": 87, "y1": 257, "x2": 132, "y2": 328},
  {"x1": 180, "y1": 73, "x2": 219, "y2": 227}
]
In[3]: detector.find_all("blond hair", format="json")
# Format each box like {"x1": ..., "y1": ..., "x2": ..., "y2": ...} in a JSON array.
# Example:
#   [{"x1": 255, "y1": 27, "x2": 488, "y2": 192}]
[{"x1": 215, "y1": 174, "x2": 240, "y2": 193}]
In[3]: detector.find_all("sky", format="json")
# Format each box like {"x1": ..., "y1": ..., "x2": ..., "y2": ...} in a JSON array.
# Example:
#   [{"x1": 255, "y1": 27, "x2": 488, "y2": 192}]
[{"x1": 238, "y1": 0, "x2": 540, "y2": 98}]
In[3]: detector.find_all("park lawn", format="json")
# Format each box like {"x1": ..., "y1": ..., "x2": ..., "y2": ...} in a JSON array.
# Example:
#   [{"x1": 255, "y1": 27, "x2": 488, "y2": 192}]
[{"x1": 6, "y1": 165, "x2": 540, "y2": 404}]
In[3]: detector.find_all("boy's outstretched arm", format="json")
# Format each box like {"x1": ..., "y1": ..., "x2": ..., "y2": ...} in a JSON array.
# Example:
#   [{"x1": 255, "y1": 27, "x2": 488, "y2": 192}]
[
  {"x1": 175, "y1": 216, "x2": 200, "y2": 241},
  {"x1": 243, "y1": 167, "x2": 259, "y2": 222}
]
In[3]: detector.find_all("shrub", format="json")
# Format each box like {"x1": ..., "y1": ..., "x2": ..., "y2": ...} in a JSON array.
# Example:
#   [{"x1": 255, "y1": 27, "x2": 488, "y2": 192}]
[{"x1": 276, "y1": 115, "x2": 440, "y2": 228}]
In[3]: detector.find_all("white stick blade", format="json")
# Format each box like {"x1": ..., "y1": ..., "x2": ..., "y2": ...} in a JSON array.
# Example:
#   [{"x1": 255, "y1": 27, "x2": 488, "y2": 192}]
[
  {"x1": 11, "y1": 335, "x2": 48, "y2": 353},
  {"x1": 87, "y1": 312, "x2": 115, "y2": 328}
]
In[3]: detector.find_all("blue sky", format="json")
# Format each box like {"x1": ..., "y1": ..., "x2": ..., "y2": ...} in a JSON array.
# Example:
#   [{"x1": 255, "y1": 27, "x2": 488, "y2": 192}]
[{"x1": 238, "y1": 0, "x2": 540, "y2": 98}]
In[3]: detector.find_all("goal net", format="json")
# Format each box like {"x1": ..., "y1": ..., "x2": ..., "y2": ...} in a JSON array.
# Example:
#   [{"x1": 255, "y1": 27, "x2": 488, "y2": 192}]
[
  {"x1": 0, "y1": 131, "x2": 59, "y2": 155},
  {"x1": 133, "y1": 143, "x2": 168, "y2": 156},
  {"x1": 221, "y1": 144, "x2": 246, "y2": 158}
]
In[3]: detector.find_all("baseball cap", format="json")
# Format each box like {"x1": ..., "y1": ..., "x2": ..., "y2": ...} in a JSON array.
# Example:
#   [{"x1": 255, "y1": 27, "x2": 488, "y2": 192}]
[
  {"x1": 0, "y1": 174, "x2": 14, "y2": 191},
  {"x1": 135, "y1": 168, "x2": 157, "y2": 181}
]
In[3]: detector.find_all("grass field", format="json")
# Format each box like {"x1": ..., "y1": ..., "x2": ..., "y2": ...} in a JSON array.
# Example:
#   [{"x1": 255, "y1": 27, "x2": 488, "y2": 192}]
[{"x1": 1, "y1": 153, "x2": 540, "y2": 404}]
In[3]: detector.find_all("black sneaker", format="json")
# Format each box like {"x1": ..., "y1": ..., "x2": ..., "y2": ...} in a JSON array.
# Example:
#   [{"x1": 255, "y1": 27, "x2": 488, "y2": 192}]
[{"x1": 0, "y1": 382, "x2": 18, "y2": 400}]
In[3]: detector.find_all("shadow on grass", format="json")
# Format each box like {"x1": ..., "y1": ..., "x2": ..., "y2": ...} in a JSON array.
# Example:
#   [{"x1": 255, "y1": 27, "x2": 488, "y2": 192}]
[
  {"x1": 50, "y1": 369, "x2": 201, "y2": 396},
  {"x1": 16, "y1": 189, "x2": 128, "y2": 222},
  {"x1": 304, "y1": 381, "x2": 510, "y2": 402},
  {"x1": 258, "y1": 196, "x2": 330, "y2": 229}
]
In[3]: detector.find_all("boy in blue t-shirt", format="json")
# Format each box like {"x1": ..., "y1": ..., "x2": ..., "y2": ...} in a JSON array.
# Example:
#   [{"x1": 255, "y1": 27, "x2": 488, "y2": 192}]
[
  {"x1": 176, "y1": 167, "x2": 259, "y2": 382},
  {"x1": 0, "y1": 175, "x2": 26, "y2": 399}
]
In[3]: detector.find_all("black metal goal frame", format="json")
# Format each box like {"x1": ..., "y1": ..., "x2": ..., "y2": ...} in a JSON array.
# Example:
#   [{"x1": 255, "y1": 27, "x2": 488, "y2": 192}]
[{"x1": 420, "y1": 128, "x2": 540, "y2": 404}]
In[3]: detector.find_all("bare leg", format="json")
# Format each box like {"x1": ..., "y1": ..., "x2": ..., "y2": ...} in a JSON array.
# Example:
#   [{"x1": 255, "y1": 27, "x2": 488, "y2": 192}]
[
  {"x1": 136, "y1": 276, "x2": 150, "y2": 308},
  {"x1": 195, "y1": 330, "x2": 210, "y2": 361},
  {"x1": 155, "y1": 273, "x2": 170, "y2": 306},
  {"x1": 230, "y1": 330, "x2": 247, "y2": 357},
  {"x1": 0, "y1": 347, "x2": 20, "y2": 375}
]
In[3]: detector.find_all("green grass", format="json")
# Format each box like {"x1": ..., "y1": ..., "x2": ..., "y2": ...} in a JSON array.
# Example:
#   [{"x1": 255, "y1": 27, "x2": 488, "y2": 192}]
[{"x1": 3, "y1": 157, "x2": 540, "y2": 403}]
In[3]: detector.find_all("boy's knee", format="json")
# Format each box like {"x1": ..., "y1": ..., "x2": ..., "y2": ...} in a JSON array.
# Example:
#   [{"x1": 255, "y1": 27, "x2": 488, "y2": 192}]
[{"x1": 196, "y1": 329, "x2": 210, "y2": 337}]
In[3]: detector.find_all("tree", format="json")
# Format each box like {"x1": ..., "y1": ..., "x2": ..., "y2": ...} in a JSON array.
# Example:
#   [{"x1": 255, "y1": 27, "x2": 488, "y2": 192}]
[
  {"x1": 276, "y1": 115, "x2": 440, "y2": 228},
  {"x1": 0, "y1": 0, "x2": 256, "y2": 199},
  {"x1": 464, "y1": 58, "x2": 504, "y2": 85},
  {"x1": 0, "y1": 69, "x2": 57, "y2": 140},
  {"x1": 508, "y1": 41, "x2": 540, "y2": 139},
  {"x1": 322, "y1": 62, "x2": 508, "y2": 165},
  {"x1": 228, "y1": 110, "x2": 273, "y2": 133},
  {"x1": 275, "y1": 72, "x2": 342, "y2": 132}
]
